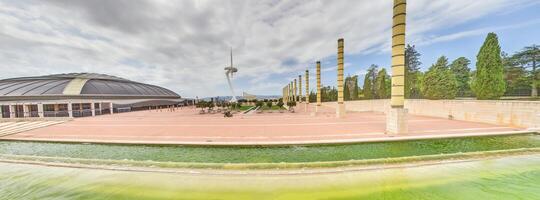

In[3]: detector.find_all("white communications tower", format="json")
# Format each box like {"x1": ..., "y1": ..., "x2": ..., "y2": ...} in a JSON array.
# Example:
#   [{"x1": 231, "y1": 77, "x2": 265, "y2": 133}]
[{"x1": 224, "y1": 49, "x2": 238, "y2": 102}]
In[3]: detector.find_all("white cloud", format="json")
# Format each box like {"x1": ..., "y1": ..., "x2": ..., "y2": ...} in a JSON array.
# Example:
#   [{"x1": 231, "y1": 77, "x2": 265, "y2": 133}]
[
  {"x1": 414, "y1": 18, "x2": 540, "y2": 46},
  {"x1": 0, "y1": 0, "x2": 531, "y2": 97}
]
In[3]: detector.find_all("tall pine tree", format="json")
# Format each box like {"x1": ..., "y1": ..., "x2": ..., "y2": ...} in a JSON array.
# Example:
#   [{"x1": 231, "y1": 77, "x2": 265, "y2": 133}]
[
  {"x1": 512, "y1": 44, "x2": 539, "y2": 97},
  {"x1": 471, "y1": 33, "x2": 506, "y2": 99}
]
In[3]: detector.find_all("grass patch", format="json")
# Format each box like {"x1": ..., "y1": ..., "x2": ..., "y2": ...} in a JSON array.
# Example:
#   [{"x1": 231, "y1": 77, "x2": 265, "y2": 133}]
[
  {"x1": 260, "y1": 105, "x2": 285, "y2": 110},
  {"x1": 238, "y1": 105, "x2": 255, "y2": 111}
]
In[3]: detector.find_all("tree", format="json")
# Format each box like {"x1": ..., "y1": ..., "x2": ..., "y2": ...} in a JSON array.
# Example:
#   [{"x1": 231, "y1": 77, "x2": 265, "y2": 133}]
[
  {"x1": 363, "y1": 64, "x2": 378, "y2": 99},
  {"x1": 255, "y1": 100, "x2": 263, "y2": 108},
  {"x1": 375, "y1": 68, "x2": 389, "y2": 99},
  {"x1": 266, "y1": 101, "x2": 273, "y2": 109},
  {"x1": 503, "y1": 52, "x2": 532, "y2": 96},
  {"x1": 352, "y1": 75, "x2": 359, "y2": 100},
  {"x1": 385, "y1": 71, "x2": 391, "y2": 98},
  {"x1": 450, "y1": 57, "x2": 472, "y2": 97},
  {"x1": 344, "y1": 77, "x2": 350, "y2": 101},
  {"x1": 421, "y1": 56, "x2": 457, "y2": 99},
  {"x1": 512, "y1": 44, "x2": 540, "y2": 97},
  {"x1": 320, "y1": 86, "x2": 337, "y2": 102},
  {"x1": 344, "y1": 75, "x2": 358, "y2": 101},
  {"x1": 309, "y1": 91, "x2": 316, "y2": 103},
  {"x1": 277, "y1": 100, "x2": 284, "y2": 109},
  {"x1": 405, "y1": 44, "x2": 422, "y2": 98},
  {"x1": 471, "y1": 33, "x2": 506, "y2": 99}
]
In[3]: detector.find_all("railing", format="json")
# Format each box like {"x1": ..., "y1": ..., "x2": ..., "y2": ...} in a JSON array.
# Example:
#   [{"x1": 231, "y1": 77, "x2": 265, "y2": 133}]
[
  {"x1": 116, "y1": 107, "x2": 131, "y2": 113},
  {"x1": 29, "y1": 111, "x2": 39, "y2": 118},
  {"x1": 44, "y1": 111, "x2": 70, "y2": 118},
  {"x1": 72, "y1": 109, "x2": 95, "y2": 118}
]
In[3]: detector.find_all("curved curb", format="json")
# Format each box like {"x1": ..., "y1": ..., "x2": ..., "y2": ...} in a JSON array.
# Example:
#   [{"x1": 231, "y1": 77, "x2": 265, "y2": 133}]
[
  {"x1": 1, "y1": 148, "x2": 538, "y2": 173},
  {"x1": 0, "y1": 130, "x2": 536, "y2": 146}
]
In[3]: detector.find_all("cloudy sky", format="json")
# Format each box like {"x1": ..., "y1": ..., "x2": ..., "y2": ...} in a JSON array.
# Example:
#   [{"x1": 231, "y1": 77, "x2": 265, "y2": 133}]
[{"x1": 1, "y1": 0, "x2": 539, "y2": 98}]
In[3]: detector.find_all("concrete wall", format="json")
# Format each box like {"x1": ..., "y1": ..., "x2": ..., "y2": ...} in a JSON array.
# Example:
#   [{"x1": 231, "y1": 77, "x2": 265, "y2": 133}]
[{"x1": 322, "y1": 99, "x2": 540, "y2": 129}]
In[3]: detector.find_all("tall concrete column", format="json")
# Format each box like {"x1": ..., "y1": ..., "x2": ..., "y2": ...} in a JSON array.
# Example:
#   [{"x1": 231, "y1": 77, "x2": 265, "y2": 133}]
[
  {"x1": 387, "y1": 0, "x2": 408, "y2": 134},
  {"x1": 336, "y1": 38, "x2": 345, "y2": 118},
  {"x1": 37, "y1": 103, "x2": 44, "y2": 118},
  {"x1": 281, "y1": 86, "x2": 287, "y2": 103},
  {"x1": 284, "y1": 85, "x2": 288, "y2": 104},
  {"x1": 91, "y1": 102, "x2": 96, "y2": 116},
  {"x1": 288, "y1": 83, "x2": 291, "y2": 102},
  {"x1": 67, "y1": 103, "x2": 73, "y2": 118},
  {"x1": 288, "y1": 83, "x2": 291, "y2": 103},
  {"x1": 290, "y1": 81, "x2": 294, "y2": 102},
  {"x1": 10, "y1": 104, "x2": 15, "y2": 118},
  {"x1": 293, "y1": 79, "x2": 297, "y2": 102},
  {"x1": 305, "y1": 70, "x2": 309, "y2": 104},
  {"x1": 316, "y1": 61, "x2": 322, "y2": 112},
  {"x1": 298, "y1": 75, "x2": 302, "y2": 102},
  {"x1": 109, "y1": 102, "x2": 114, "y2": 114},
  {"x1": 285, "y1": 84, "x2": 289, "y2": 103},
  {"x1": 0, "y1": 105, "x2": 3, "y2": 119},
  {"x1": 282, "y1": 86, "x2": 286, "y2": 103},
  {"x1": 23, "y1": 104, "x2": 29, "y2": 118}
]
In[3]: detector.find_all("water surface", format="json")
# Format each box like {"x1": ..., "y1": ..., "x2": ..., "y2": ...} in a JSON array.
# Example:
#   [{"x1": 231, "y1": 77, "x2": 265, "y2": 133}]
[
  {"x1": 0, "y1": 154, "x2": 539, "y2": 199},
  {"x1": 1, "y1": 133, "x2": 538, "y2": 163}
]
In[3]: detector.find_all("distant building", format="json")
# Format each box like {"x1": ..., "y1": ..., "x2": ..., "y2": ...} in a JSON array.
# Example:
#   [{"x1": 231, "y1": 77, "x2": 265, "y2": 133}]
[
  {"x1": 242, "y1": 92, "x2": 257, "y2": 101},
  {"x1": 0, "y1": 73, "x2": 183, "y2": 118}
]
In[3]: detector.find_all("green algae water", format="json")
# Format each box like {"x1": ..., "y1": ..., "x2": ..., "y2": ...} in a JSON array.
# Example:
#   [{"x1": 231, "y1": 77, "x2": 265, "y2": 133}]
[
  {"x1": 0, "y1": 154, "x2": 539, "y2": 200},
  {"x1": 0, "y1": 133, "x2": 539, "y2": 163}
]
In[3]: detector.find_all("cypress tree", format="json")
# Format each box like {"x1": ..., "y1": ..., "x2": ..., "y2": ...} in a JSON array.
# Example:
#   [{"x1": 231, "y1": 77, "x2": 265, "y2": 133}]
[
  {"x1": 352, "y1": 75, "x2": 359, "y2": 100},
  {"x1": 363, "y1": 75, "x2": 373, "y2": 99},
  {"x1": 375, "y1": 68, "x2": 388, "y2": 99},
  {"x1": 344, "y1": 78, "x2": 350, "y2": 101},
  {"x1": 363, "y1": 64, "x2": 378, "y2": 99},
  {"x1": 471, "y1": 33, "x2": 506, "y2": 99},
  {"x1": 450, "y1": 57, "x2": 472, "y2": 97},
  {"x1": 421, "y1": 56, "x2": 458, "y2": 99}
]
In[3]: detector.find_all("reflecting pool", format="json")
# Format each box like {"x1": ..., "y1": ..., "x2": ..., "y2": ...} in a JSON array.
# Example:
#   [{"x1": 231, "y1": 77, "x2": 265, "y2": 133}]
[
  {"x1": 1, "y1": 154, "x2": 539, "y2": 200},
  {"x1": 1, "y1": 133, "x2": 538, "y2": 163}
]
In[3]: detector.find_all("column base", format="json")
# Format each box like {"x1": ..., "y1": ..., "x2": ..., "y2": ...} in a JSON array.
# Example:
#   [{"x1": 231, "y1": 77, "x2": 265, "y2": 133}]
[
  {"x1": 315, "y1": 104, "x2": 321, "y2": 113},
  {"x1": 336, "y1": 103, "x2": 345, "y2": 118},
  {"x1": 386, "y1": 107, "x2": 408, "y2": 135}
]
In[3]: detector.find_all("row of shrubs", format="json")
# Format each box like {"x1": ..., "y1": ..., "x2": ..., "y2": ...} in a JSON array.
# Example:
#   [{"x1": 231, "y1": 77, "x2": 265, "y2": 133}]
[{"x1": 196, "y1": 99, "x2": 298, "y2": 113}]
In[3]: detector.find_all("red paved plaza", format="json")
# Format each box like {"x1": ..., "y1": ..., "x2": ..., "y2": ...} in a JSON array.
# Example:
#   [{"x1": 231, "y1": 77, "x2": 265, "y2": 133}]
[{"x1": 2, "y1": 105, "x2": 524, "y2": 145}]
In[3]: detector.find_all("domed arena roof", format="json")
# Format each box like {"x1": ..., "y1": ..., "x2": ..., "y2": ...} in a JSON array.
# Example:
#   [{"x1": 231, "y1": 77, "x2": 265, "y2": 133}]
[{"x1": 0, "y1": 73, "x2": 180, "y2": 100}]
